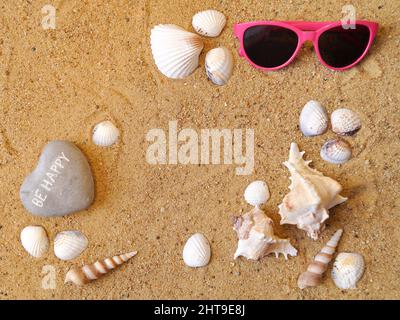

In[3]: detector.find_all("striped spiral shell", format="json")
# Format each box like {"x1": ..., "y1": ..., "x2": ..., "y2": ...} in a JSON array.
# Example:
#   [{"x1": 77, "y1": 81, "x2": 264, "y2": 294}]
[
  {"x1": 64, "y1": 251, "x2": 137, "y2": 286},
  {"x1": 297, "y1": 229, "x2": 343, "y2": 289}
]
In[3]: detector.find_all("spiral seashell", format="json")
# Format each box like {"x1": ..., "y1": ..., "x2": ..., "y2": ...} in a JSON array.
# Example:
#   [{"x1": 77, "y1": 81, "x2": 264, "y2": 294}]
[
  {"x1": 64, "y1": 251, "x2": 137, "y2": 286},
  {"x1": 182, "y1": 233, "x2": 211, "y2": 268},
  {"x1": 150, "y1": 24, "x2": 204, "y2": 79},
  {"x1": 332, "y1": 252, "x2": 365, "y2": 289},
  {"x1": 192, "y1": 10, "x2": 226, "y2": 37},
  {"x1": 20, "y1": 225, "x2": 49, "y2": 258},
  {"x1": 244, "y1": 180, "x2": 270, "y2": 207},
  {"x1": 297, "y1": 229, "x2": 343, "y2": 289},
  {"x1": 320, "y1": 139, "x2": 352, "y2": 165},
  {"x1": 299, "y1": 100, "x2": 328, "y2": 137},
  {"x1": 54, "y1": 230, "x2": 88, "y2": 261},
  {"x1": 92, "y1": 120, "x2": 119, "y2": 147},
  {"x1": 205, "y1": 47, "x2": 233, "y2": 86},
  {"x1": 331, "y1": 108, "x2": 361, "y2": 136}
]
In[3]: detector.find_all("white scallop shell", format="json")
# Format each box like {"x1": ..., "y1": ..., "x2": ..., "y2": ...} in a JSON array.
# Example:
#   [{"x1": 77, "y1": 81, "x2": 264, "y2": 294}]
[
  {"x1": 54, "y1": 230, "x2": 88, "y2": 261},
  {"x1": 92, "y1": 120, "x2": 119, "y2": 147},
  {"x1": 244, "y1": 180, "x2": 270, "y2": 207},
  {"x1": 192, "y1": 10, "x2": 226, "y2": 37},
  {"x1": 182, "y1": 233, "x2": 211, "y2": 268},
  {"x1": 205, "y1": 47, "x2": 233, "y2": 86},
  {"x1": 331, "y1": 108, "x2": 361, "y2": 136},
  {"x1": 299, "y1": 100, "x2": 328, "y2": 137},
  {"x1": 20, "y1": 225, "x2": 49, "y2": 258},
  {"x1": 150, "y1": 24, "x2": 204, "y2": 79},
  {"x1": 332, "y1": 252, "x2": 365, "y2": 289},
  {"x1": 320, "y1": 139, "x2": 352, "y2": 164}
]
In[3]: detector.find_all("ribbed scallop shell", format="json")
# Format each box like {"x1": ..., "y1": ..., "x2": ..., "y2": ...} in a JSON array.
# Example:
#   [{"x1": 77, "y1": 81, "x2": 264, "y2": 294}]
[
  {"x1": 332, "y1": 252, "x2": 365, "y2": 289},
  {"x1": 205, "y1": 47, "x2": 233, "y2": 86},
  {"x1": 150, "y1": 24, "x2": 204, "y2": 79},
  {"x1": 244, "y1": 180, "x2": 270, "y2": 207},
  {"x1": 331, "y1": 108, "x2": 361, "y2": 136},
  {"x1": 54, "y1": 230, "x2": 88, "y2": 261},
  {"x1": 192, "y1": 10, "x2": 226, "y2": 37},
  {"x1": 92, "y1": 120, "x2": 119, "y2": 147},
  {"x1": 320, "y1": 139, "x2": 352, "y2": 164},
  {"x1": 20, "y1": 225, "x2": 49, "y2": 258},
  {"x1": 182, "y1": 233, "x2": 211, "y2": 267},
  {"x1": 299, "y1": 100, "x2": 328, "y2": 137}
]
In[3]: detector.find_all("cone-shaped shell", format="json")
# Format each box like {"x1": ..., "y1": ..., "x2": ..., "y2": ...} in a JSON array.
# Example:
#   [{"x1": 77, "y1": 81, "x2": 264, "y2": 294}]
[
  {"x1": 192, "y1": 10, "x2": 226, "y2": 37},
  {"x1": 331, "y1": 108, "x2": 361, "y2": 136},
  {"x1": 332, "y1": 252, "x2": 365, "y2": 289},
  {"x1": 54, "y1": 230, "x2": 88, "y2": 261},
  {"x1": 64, "y1": 251, "x2": 137, "y2": 285},
  {"x1": 320, "y1": 139, "x2": 352, "y2": 165},
  {"x1": 299, "y1": 100, "x2": 328, "y2": 137},
  {"x1": 205, "y1": 47, "x2": 233, "y2": 86},
  {"x1": 244, "y1": 180, "x2": 270, "y2": 207},
  {"x1": 150, "y1": 24, "x2": 204, "y2": 79},
  {"x1": 92, "y1": 121, "x2": 119, "y2": 147},
  {"x1": 182, "y1": 233, "x2": 211, "y2": 267},
  {"x1": 20, "y1": 225, "x2": 49, "y2": 258}
]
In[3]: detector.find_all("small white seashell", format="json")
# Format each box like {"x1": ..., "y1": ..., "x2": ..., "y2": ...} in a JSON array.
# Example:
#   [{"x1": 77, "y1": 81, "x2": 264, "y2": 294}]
[
  {"x1": 331, "y1": 108, "x2": 361, "y2": 136},
  {"x1": 20, "y1": 225, "x2": 49, "y2": 258},
  {"x1": 92, "y1": 120, "x2": 119, "y2": 147},
  {"x1": 332, "y1": 252, "x2": 365, "y2": 289},
  {"x1": 320, "y1": 139, "x2": 352, "y2": 165},
  {"x1": 150, "y1": 24, "x2": 204, "y2": 79},
  {"x1": 182, "y1": 233, "x2": 211, "y2": 268},
  {"x1": 299, "y1": 100, "x2": 328, "y2": 137},
  {"x1": 192, "y1": 10, "x2": 226, "y2": 37},
  {"x1": 54, "y1": 230, "x2": 88, "y2": 261},
  {"x1": 244, "y1": 180, "x2": 270, "y2": 207},
  {"x1": 205, "y1": 47, "x2": 233, "y2": 86}
]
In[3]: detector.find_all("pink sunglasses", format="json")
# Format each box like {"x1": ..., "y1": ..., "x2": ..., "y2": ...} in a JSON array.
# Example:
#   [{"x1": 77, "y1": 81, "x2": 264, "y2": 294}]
[{"x1": 234, "y1": 21, "x2": 378, "y2": 71}]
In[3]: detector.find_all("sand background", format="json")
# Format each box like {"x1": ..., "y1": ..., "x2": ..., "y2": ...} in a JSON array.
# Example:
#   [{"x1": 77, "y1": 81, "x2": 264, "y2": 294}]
[{"x1": 0, "y1": 0, "x2": 399, "y2": 299}]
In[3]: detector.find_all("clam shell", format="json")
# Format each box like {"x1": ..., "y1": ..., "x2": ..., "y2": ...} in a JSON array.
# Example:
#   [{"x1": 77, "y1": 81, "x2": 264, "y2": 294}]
[
  {"x1": 92, "y1": 120, "x2": 119, "y2": 147},
  {"x1": 332, "y1": 252, "x2": 365, "y2": 289},
  {"x1": 331, "y1": 108, "x2": 361, "y2": 136},
  {"x1": 244, "y1": 180, "x2": 270, "y2": 206},
  {"x1": 182, "y1": 233, "x2": 211, "y2": 268},
  {"x1": 54, "y1": 230, "x2": 88, "y2": 261},
  {"x1": 150, "y1": 24, "x2": 204, "y2": 79},
  {"x1": 299, "y1": 100, "x2": 328, "y2": 137},
  {"x1": 320, "y1": 139, "x2": 352, "y2": 164},
  {"x1": 20, "y1": 225, "x2": 49, "y2": 258},
  {"x1": 205, "y1": 47, "x2": 233, "y2": 86},
  {"x1": 192, "y1": 10, "x2": 226, "y2": 37}
]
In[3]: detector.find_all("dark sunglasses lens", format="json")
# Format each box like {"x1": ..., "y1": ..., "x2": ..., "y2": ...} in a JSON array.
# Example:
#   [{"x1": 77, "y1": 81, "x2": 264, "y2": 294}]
[
  {"x1": 318, "y1": 25, "x2": 370, "y2": 68},
  {"x1": 243, "y1": 25, "x2": 298, "y2": 68}
]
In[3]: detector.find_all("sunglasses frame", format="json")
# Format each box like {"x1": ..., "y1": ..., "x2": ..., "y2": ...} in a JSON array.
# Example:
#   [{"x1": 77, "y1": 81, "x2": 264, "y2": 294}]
[{"x1": 234, "y1": 20, "x2": 379, "y2": 71}]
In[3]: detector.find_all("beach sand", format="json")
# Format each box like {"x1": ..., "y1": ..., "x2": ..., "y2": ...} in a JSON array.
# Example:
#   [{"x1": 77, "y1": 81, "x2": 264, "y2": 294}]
[{"x1": 0, "y1": 0, "x2": 399, "y2": 299}]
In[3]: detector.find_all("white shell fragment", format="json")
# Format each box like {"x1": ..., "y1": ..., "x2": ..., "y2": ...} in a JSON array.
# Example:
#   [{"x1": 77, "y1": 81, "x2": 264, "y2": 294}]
[
  {"x1": 205, "y1": 47, "x2": 233, "y2": 86},
  {"x1": 192, "y1": 10, "x2": 226, "y2": 37},
  {"x1": 331, "y1": 108, "x2": 361, "y2": 136},
  {"x1": 150, "y1": 24, "x2": 204, "y2": 79},
  {"x1": 278, "y1": 143, "x2": 347, "y2": 240},
  {"x1": 320, "y1": 139, "x2": 352, "y2": 165},
  {"x1": 182, "y1": 233, "x2": 211, "y2": 268},
  {"x1": 233, "y1": 206, "x2": 297, "y2": 260},
  {"x1": 54, "y1": 230, "x2": 88, "y2": 261},
  {"x1": 20, "y1": 225, "x2": 49, "y2": 258},
  {"x1": 244, "y1": 180, "x2": 270, "y2": 207},
  {"x1": 299, "y1": 100, "x2": 328, "y2": 137},
  {"x1": 332, "y1": 252, "x2": 365, "y2": 289},
  {"x1": 92, "y1": 120, "x2": 120, "y2": 147}
]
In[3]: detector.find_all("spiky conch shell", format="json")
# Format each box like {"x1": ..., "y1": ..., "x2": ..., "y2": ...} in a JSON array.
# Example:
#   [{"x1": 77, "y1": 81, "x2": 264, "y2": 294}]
[
  {"x1": 278, "y1": 143, "x2": 347, "y2": 240},
  {"x1": 233, "y1": 206, "x2": 297, "y2": 260},
  {"x1": 298, "y1": 229, "x2": 343, "y2": 289},
  {"x1": 64, "y1": 251, "x2": 137, "y2": 286}
]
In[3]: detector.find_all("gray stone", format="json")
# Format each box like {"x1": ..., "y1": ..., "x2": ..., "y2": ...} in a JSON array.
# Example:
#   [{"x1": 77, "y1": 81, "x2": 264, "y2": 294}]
[{"x1": 20, "y1": 140, "x2": 95, "y2": 217}]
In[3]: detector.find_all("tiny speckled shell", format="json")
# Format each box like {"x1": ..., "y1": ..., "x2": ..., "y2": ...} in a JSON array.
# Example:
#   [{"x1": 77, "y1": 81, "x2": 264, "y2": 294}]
[
  {"x1": 331, "y1": 108, "x2": 361, "y2": 136},
  {"x1": 320, "y1": 139, "x2": 352, "y2": 164},
  {"x1": 332, "y1": 252, "x2": 365, "y2": 289}
]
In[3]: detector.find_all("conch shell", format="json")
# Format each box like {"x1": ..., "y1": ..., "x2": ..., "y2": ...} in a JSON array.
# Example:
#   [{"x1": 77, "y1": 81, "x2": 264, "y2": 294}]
[
  {"x1": 233, "y1": 206, "x2": 297, "y2": 260},
  {"x1": 278, "y1": 143, "x2": 347, "y2": 240}
]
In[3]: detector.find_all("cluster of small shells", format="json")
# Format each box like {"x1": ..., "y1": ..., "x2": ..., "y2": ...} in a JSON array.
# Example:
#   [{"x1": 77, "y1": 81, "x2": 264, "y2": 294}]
[
  {"x1": 150, "y1": 10, "x2": 233, "y2": 85},
  {"x1": 299, "y1": 100, "x2": 361, "y2": 165}
]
